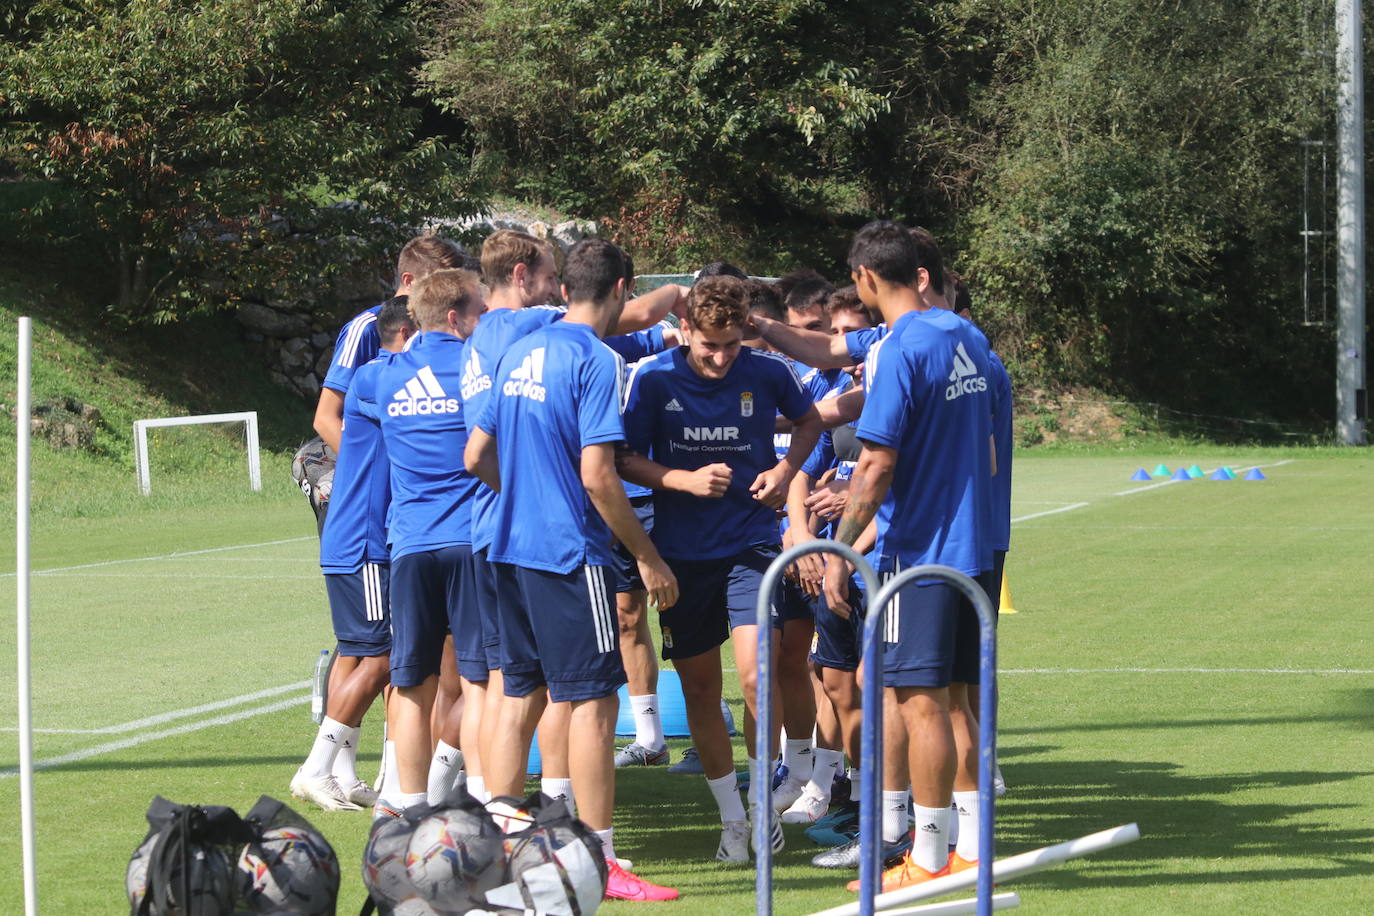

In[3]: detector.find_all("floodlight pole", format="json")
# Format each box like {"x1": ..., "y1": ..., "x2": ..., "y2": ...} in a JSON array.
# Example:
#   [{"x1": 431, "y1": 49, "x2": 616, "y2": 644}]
[
  {"x1": 17, "y1": 317, "x2": 39, "y2": 915},
  {"x1": 1336, "y1": 0, "x2": 1367, "y2": 445}
]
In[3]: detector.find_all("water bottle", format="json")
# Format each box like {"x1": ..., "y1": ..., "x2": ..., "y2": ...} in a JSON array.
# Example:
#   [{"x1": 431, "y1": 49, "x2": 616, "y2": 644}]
[{"x1": 311, "y1": 649, "x2": 330, "y2": 724}]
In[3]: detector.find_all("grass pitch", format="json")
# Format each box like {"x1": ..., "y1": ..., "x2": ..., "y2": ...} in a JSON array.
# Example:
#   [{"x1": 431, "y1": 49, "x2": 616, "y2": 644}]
[{"x1": 0, "y1": 448, "x2": 1372, "y2": 914}]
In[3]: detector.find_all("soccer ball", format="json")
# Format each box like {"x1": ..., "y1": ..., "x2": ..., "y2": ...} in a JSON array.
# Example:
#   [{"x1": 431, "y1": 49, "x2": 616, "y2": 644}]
[
  {"x1": 235, "y1": 826, "x2": 339, "y2": 915},
  {"x1": 125, "y1": 834, "x2": 157, "y2": 910},
  {"x1": 493, "y1": 818, "x2": 607, "y2": 916},
  {"x1": 484, "y1": 800, "x2": 535, "y2": 835},
  {"x1": 362, "y1": 815, "x2": 421, "y2": 908},
  {"x1": 405, "y1": 807, "x2": 505, "y2": 912},
  {"x1": 166, "y1": 843, "x2": 235, "y2": 916}
]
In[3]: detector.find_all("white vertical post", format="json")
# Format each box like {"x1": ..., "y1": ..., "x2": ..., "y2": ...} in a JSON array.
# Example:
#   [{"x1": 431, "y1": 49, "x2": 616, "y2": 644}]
[
  {"x1": 16, "y1": 317, "x2": 39, "y2": 915},
  {"x1": 133, "y1": 420, "x2": 151, "y2": 496},
  {"x1": 1336, "y1": 0, "x2": 1367, "y2": 444},
  {"x1": 245, "y1": 411, "x2": 262, "y2": 492}
]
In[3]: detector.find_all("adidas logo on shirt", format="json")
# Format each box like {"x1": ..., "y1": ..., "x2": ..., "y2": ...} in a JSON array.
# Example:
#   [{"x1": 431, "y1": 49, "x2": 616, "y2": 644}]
[
  {"x1": 944, "y1": 342, "x2": 988, "y2": 402},
  {"x1": 388, "y1": 365, "x2": 461, "y2": 416},
  {"x1": 502, "y1": 347, "x2": 547, "y2": 402},
  {"x1": 460, "y1": 349, "x2": 491, "y2": 400},
  {"x1": 665, "y1": 398, "x2": 684, "y2": 412}
]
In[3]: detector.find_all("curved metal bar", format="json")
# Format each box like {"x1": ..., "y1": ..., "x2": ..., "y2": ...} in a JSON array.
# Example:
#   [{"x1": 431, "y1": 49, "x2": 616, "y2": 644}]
[
  {"x1": 754, "y1": 539, "x2": 880, "y2": 915},
  {"x1": 861, "y1": 564, "x2": 998, "y2": 916}
]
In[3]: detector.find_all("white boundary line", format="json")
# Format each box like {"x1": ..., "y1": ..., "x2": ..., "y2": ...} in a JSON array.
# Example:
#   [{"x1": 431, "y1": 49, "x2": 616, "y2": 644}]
[
  {"x1": 0, "y1": 535, "x2": 315, "y2": 579},
  {"x1": 0, "y1": 681, "x2": 310, "y2": 734},
  {"x1": 1010, "y1": 502, "x2": 1089, "y2": 524},
  {"x1": 0, "y1": 694, "x2": 309, "y2": 778}
]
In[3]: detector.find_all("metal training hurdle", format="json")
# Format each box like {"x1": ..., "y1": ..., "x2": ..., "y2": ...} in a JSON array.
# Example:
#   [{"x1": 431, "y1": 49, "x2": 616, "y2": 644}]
[
  {"x1": 753, "y1": 541, "x2": 1140, "y2": 915},
  {"x1": 754, "y1": 541, "x2": 999, "y2": 916}
]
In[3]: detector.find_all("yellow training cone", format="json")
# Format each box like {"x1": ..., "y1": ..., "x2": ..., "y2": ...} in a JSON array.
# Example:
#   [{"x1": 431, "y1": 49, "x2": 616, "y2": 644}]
[{"x1": 999, "y1": 571, "x2": 1018, "y2": 615}]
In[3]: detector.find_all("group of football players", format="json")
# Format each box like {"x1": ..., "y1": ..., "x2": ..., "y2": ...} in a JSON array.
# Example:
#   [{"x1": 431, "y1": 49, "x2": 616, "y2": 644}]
[{"x1": 291, "y1": 219, "x2": 1011, "y2": 902}]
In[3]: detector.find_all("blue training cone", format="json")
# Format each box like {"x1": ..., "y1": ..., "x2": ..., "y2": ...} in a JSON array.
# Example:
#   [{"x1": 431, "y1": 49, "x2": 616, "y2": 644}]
[
  {"x1": 1209, "y1": 469, "x2": 1230, "y2": 480},
  {"x1": 1131, "y1": 468, "x2": 1151, "y2": 481},
  {"x1": 1245, "y1": 467, "x2": 1267, "y2": 480},
  {"x1": 1171, "y1": 467, "x2": 1191, "y2": 481}
]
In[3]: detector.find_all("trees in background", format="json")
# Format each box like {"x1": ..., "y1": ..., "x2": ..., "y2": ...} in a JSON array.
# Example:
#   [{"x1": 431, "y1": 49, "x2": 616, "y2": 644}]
[{"x1": 1, "y1": 0, "x2": 477, "y2": 320}]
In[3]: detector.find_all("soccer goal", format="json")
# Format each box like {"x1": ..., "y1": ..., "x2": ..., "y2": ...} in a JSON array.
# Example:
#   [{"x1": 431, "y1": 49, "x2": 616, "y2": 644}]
[{"x1": 132, "y1": 411, "x2": 262, "y2": 496}]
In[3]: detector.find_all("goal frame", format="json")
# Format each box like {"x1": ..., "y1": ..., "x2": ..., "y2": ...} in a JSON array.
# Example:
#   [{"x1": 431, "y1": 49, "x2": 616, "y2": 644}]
[{"x1": 132, "y1": 411, "x2": 262, "y2": 496}]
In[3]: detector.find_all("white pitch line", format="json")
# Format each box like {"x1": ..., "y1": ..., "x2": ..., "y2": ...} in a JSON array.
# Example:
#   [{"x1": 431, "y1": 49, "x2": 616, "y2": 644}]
[
  {"x1": 1010, "y1": 502, "x2": 1090, "y2": 524},
  {"x1": 1003, "y1": 666, "x2": 1374, "y2": 675},
  {"x1": 92, "y1": 681, "x2": 310, "y2": 734},
  {"x1": 0, "y1": 694, "x2": 309, "y2": 778},
  {"x1": 36, "y1": 573, "x2": 320, "y2": 581},
  {"x1": 0, "y1": 535, "x2": 315, "y2": 579}
]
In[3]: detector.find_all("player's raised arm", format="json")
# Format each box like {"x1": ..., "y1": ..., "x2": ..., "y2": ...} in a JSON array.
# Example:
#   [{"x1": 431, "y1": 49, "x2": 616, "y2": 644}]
[
  {"x1": 615, "y1": 282, "x2": 688, "y2": 333},
  {"x1": 751, "y1": 314, "x2": 855, "y2": 370},
  {"x1": 583, "y1": 442, "x2": 678, "y2": 610}
]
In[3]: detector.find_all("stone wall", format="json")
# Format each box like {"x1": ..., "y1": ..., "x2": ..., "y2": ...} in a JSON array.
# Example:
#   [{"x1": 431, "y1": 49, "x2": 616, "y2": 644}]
[{"x1": 233, "y1": 213, "x2": 598, "y2": 402}]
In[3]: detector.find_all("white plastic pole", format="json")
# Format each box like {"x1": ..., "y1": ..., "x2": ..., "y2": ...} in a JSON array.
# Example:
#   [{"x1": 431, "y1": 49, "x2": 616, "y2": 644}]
[
  {"x1": 133, "y1": 420, "x2": 151, "y2": 496},
  {"x1": 244, "y1": 411, "x2": 261, "y2": 492},
  {"x1": 808, "y1": 824, "x2": 1140, "y2": 916},
  {"x1": 16, "y1": 317, "x2": 39, "y2": 915},
  {"x1": 1336, "y1": 0, "x2": 1367, "y2": 444},
  {"x1": 875, "y1": 893, "x2": 1020, "y2": 916}
]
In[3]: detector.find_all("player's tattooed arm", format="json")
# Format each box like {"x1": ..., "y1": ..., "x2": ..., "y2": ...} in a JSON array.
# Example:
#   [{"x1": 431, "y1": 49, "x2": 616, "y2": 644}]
[
  {"x1": 463, "y1": 427, "x2": 501, "y2": 492},
  {"x1": 832, "y1": 443, "x2": 895, "y2": 547}
]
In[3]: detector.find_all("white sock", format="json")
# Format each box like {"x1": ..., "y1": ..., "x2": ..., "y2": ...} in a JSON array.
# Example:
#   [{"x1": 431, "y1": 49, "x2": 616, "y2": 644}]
[
  {"x1": 427, "y1": 741, "x2": 461, "y2": 806},
  {"x1": 302, "y1": 717, "x2": 354, "y2": 777},
  {"x1": 398, "y1": 791, "x2": 427, "y2": 812},
  {"x1": 807, "y1": 748, "x2": 843, "y2": 796},
  {"x1": 911, "y1": 804, "x2": 951, "y2": 872},
  {"x1": 847, "y1": 766, "x2": 860, "y2": 784},
  {"x1": 377, "y1": 740, "x2": 399, "y2": 801},
  {"x1": 783, "y1": 738, "x2": 814, "y2": 783},
  {"x1": 541, "y1": 777, "x2": 575, "y2": 817},
  {"x1": 707, "y1": 772, "x2": 747, "y2": 823},
  {"x1": 630, "y1": 694, "x2": 665, "y2": 750},
  {"x1": 948, "y1": 801, "x2": 960, "y2": 848},
  {"x1": 594, "y1": 827, "x2": 616, "y2": 863},
  {"x1": 953, "y1": 791, "x2": 979, "y2": 861},
  {"x1": 467, "y1": 774, "x2": 488, "y2": 803},
  {"x1": 330, "y1": 730, "x2": 361, "y2": 784},
  {"x1": 882, "y1": 790, "x2": 908, "y2": 844}
]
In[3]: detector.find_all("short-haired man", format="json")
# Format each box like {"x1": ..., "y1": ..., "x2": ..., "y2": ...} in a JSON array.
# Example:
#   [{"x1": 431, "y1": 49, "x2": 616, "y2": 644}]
[
  {"x1": 465, "y1": 238, "x2": 680, "y2": 901},
  {"x1": 619, "y1": 275, "x2": 824, "y2": 862},
  {"x1": 821, "y1": 221, "x2": 994, "y2": 891},
  {"x1": 365, "y1": 269, "x2": 486, "y2": 815},
  {"x1": 291, "y1": 297, "x2": 413, "y2": 812},
  {"x1": 314, "y1": 235, "x2": 464, "y2": 453}
]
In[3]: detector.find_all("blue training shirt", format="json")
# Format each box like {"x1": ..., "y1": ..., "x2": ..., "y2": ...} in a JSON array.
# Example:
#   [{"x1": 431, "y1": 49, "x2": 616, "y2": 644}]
[
  {"x1": 988, "y1": 351, "x2": 1012, "y2": 552},
  {"x1": 371, "y1": 331, "x2": 480, "y2": 560},
  {"x1": 474, "y1": 321, "x2": 627, "y2": 574},
  {"x1": 856, "y1": 309, "x2": 994, "y2": 576},
  {"x1": 322, "y1": 304, "x2": 384, "y2": 393},
  {"x1": 624, "y1": 346, "x2": 813, "y2": 561},
  {"x1": 320, "y1": 355, "x2": 393, "y2": 573}
]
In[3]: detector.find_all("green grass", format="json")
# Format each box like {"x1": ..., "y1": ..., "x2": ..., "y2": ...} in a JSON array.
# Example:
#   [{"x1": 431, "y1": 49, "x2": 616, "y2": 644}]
[{"x1": 0, "y1": 450, "x2": 1371, "y2": 913}]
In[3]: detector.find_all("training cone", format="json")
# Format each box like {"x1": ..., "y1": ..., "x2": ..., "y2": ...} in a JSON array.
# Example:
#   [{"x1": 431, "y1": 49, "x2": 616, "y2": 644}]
[
  {"x1": 1130, "y1": 468, "x2": 1151, "y2": 481},
  {"x1": 999, "y1": 572, "x2": 1018, "y2": 615},
  {"x1": 1152, "y1": 463, "x2": 1171, "y2": 477},
  {"x1": 1245, "y1": 467, "x2": 1267, "y2": 480},
  {"x1": 1171, "y1": 467, "x2": 1191, "y2": 481},
  {"x1": 1187, "y1": 464, "x2": 1205, "y2": 478},
  {"x1": 1208, "y1": 469, "x2": 1229, "y2": 480},
  {"x1": 1222, "y1": 466, "x2": 1237, "y2": 476}
]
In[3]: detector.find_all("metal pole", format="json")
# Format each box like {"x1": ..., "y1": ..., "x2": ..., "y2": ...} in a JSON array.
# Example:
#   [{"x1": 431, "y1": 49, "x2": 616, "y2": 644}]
[
  {"x1": 1336, "y1": 0, "x2": 1367, "y2": 444},
  {"x1": 17, "y1": 317, "x2": 39, "y2": 915},
  {"x1": 754, "y1": 541, "x2": 879, "y2": 915},
  {"x1": 863, "y1": 565, "x2": 997, "y2": 916}
]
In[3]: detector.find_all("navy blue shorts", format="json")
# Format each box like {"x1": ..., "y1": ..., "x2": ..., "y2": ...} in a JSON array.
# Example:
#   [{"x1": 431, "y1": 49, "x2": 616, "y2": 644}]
[
  {"x1": 493, "y1": 562, "x2": 627, "y2": 703},
  {"x1": 472, "y1": 549, "x2": 503, "y2": 672},
  {"x1": 446, "y1": 548, "x2": 488, "y2": 683},
  {"x1": 324, "y1": 564, "x2": 391, "y2": 656},
  {"x1": 875, "y1": 560, "x2": 978, "y2": 690},
  {"x1": 658, "y1": 544, "x2": 783, "y2": 661},
  {"x1": 608, "y1": 497, "x2": 655, "y2": 593},
  {"x1": 389, "y1": 546, "x2": 470, "y2": 688},
  {"x1": 811, "y1": 582, "x2": 865, "y2": 671},
  {"x1": 779, "y1": 579, "x2": 819, "y2": 624},
  {"x1": 977, "y1": 550, "x2": 1006, "y2": 616}
]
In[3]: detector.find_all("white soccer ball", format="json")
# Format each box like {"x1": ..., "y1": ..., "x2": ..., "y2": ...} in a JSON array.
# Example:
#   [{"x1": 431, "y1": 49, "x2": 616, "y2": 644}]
[
  {"x1": 125, "y1": 834, "x2": 157, "y2": 909},
  {"x1": 362, "y1": 815, "x2": 420, "y2": 907},
  {"x1": 406, "y1": 807, "x2": 505, "y2": 911},
  {"x1": 484, "y1": 800, "x2": 535, "y2": 835},
  {"x1": 235, "y1": 826, "x2": 339, "y2": 915}
]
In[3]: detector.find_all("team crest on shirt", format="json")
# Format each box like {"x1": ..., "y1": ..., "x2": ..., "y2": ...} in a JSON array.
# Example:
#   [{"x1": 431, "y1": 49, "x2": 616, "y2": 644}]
[{"x1": 740, "y1": 392, "x2": 754, "y2": 417}]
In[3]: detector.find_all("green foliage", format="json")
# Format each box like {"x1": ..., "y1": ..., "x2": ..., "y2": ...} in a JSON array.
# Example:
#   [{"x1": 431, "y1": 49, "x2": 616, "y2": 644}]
[
  {"x1": 1, "y1": 0, "x2": 480, "y2": 320},
  {"x1": 422, "y1": 0, "x2": 909, "y2": 270}
]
